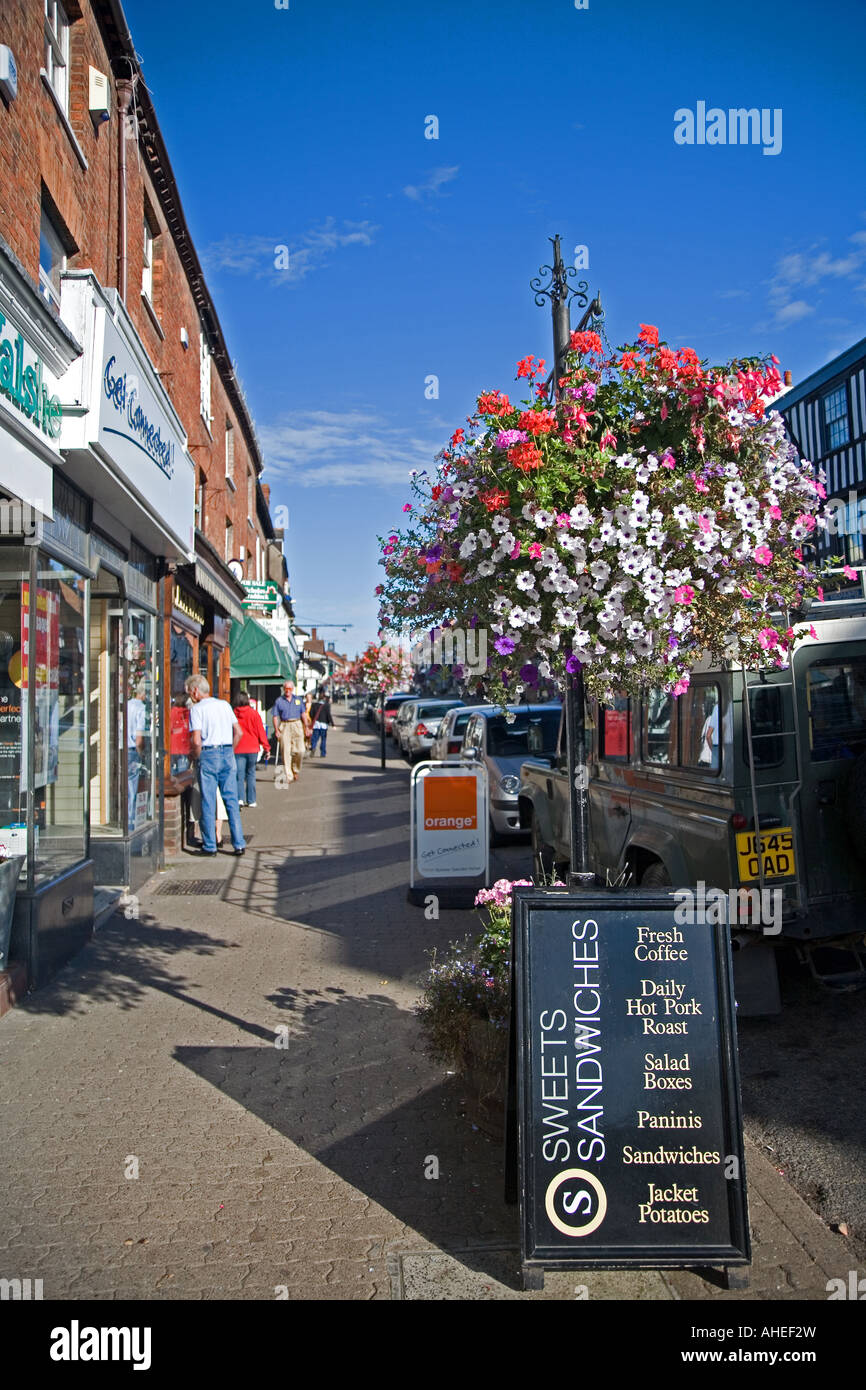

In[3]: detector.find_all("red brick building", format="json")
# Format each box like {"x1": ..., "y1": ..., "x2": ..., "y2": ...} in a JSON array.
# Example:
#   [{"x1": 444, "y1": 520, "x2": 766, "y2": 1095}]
[{"x1": 0, "y1": 0, "x2": 279, "y2": 988}]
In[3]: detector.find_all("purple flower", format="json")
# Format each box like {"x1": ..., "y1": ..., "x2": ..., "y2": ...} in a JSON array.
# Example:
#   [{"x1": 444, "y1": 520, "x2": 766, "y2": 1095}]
[
  {"x1": 495, "y1": 635, "x2": 517, "y2": 655},
  {"x1": 566, "y1": 654, "x2": 583, "y2": 674},
  {"x1": 424, "y1": 544, "x2": 443, "y2": 562},
  {"x1": 668, "y1": 635, "x2": 679, "y2": 649},
  {"x1": 519, "y1": 663, "x2": 539, "y2": 686},
  {"x1": 496, "y1": 429, "x2": 528, "y2": 449}
]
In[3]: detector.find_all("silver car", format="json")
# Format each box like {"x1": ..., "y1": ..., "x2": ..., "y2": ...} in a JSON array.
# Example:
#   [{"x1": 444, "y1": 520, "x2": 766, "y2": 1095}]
[
  {"x1": 403, "y1": 698, "x2": 465, "y2": 763},
  {"x1": 429, "y1": 704, "x2": 486, "y2": 761},
  {"x1": 461, "y1": 703, "x2": 562, "y2": 843}
]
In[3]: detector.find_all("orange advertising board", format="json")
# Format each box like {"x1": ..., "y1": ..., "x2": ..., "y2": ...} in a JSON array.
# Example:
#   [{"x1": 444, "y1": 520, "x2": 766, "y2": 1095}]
[{"x1": 423, "y1": 774, "x2": 477, "y2": 831}]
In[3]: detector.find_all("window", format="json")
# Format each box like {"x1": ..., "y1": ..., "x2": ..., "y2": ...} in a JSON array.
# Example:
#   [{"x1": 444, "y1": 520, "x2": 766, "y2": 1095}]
[
  {"x1": 807, "y1": 659, "x2": 866, "y2": 762},
  {"x1": 681, "y1": 684, "x2": 721, "y2": 771},
  {"x1": 39, "y1": 201, "x2": 67, "y2": 311},
  {"x1": 485, "y1": 710, "x2": 560, "y2": 758},
  {"x1": 644, "y1": 691, "x2": 676, "y2": 765},
  {"x1": 199, "y1": 332, "x2": 212, "y2": 429},
  {"x1": 43, "y1": 0, "x2": 70, "y2": 115},
  {"x1": 225, "y1": 420, "x2": 234, "y2": 481},
  {"x1": 744, "y1": 685, "x2": 785, "y2": 768},
  {"x1": 225, "y1": 518, "x2": 233, "y2": 564},
  {"x1": 247, "y1": 469, "x2": 254, "y2": 520},
  {"x1": 599, "y1": 697, "x2": 630, "y2": 762},
  {"x1": 823, "y1": 385, "x2": 849, "y2": 452},
  {"x1": 141, "y1": 215, "x2": 155, "y2": 302}
]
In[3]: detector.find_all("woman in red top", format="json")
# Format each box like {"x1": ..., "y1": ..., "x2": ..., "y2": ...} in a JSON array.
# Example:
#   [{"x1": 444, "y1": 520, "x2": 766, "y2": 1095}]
[{"x1": 233, "y1": 691, "x2": 271, "y2": 807}]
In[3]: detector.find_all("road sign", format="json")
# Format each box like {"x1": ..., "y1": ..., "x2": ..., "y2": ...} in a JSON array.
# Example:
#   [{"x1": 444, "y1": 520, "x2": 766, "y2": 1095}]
[{"x1": 509, "y1": 887, "x2": 749, "y2": 1289}]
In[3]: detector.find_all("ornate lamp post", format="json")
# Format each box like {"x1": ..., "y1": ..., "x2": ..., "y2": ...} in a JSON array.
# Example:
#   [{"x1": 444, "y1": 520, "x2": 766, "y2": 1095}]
[{"x1": 531, "y1": 236, "x2": 603, "y2": 886}]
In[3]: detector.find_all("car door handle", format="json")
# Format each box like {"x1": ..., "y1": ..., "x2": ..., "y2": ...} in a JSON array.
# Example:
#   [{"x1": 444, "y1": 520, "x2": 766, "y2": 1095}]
[{"x1": 612, "y1": 805, "x2": 628, "y2": 817}]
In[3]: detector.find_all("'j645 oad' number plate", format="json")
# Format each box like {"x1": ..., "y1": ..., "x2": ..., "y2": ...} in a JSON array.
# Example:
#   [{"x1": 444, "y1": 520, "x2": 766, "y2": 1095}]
[{"x1": 736, "y1": 827, "x2": 796, "y2": 882}]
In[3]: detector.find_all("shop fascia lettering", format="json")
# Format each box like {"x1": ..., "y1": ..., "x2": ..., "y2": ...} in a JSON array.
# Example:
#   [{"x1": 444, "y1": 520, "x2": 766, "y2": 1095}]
[
  {"x1": 103, "y1": 353, "x2": 174, "y2": 478},
  {"x1": 0, "y1": 312, "x2": 62, "y2": 440}
]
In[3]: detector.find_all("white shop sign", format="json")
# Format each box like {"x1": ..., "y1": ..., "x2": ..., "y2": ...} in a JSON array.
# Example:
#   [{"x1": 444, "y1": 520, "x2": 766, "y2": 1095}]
[{"x1": 410, "y1": 761, "x2": 489, "y2": 883}]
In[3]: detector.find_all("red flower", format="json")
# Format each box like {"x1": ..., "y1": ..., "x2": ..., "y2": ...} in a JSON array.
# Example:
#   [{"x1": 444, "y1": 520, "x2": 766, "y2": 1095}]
[
  {"x1": 657, "y1": 347, "x2": 677, "y2": 371},
  {"x1": 516, "y1": 355, "x2": 546, "y2": 380},
  {"x1": 431, "y1": 484, "x2": 443, "y2": 501},
  {"x1": 477, "y1": 390, "x2": 511, "y2": 415},
  {"x1": 638, "y1": 324, "x2": 659, "y2": 348},
  {"x1": 479, "y1": 486, "x2": 510, "y2": 512},
  {"x1": 508, "y1": 440, "x2": 543, "y2": 472},
  {"x1": 449, "y1": 427, "x2": 466, "y2": 447},
  {"x1": 518, "y1": 409, "x2": 556, "y2": 435},
  {"x1": 570, "y1": 330, "x2": 603, "y2": 356}
]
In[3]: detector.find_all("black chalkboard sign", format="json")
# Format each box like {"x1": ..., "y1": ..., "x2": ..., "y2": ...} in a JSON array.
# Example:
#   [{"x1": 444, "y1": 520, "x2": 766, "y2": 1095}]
[{"x1": 511, "y1": 888, "x2": 750, "y2": 1280}]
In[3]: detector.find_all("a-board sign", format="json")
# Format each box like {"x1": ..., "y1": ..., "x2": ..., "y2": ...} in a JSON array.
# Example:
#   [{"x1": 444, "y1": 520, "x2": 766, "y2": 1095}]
[
  {"x1": 512, "y1": 888, "x2": 749, "y2": 1272},
  {"x1": 409, "y1": 762, "x2": 488, "y2": 884}
]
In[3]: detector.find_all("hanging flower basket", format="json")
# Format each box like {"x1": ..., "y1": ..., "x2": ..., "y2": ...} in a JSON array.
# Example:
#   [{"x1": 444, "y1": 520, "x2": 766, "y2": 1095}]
[{"x1": 378, "y1": 329, "x2": 830, "y2": 706}]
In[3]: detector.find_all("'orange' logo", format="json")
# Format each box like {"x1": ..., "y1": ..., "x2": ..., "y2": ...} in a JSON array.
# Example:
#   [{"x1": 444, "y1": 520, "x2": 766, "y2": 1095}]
[{"x1": 423, "y1": 775, "x2": 477, "y2": 831}]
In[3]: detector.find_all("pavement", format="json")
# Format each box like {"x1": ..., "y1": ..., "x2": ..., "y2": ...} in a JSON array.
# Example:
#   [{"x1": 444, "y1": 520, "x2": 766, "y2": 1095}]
[{"x1": 0, "y1": 709, "x2": 859, "y2": 1300}]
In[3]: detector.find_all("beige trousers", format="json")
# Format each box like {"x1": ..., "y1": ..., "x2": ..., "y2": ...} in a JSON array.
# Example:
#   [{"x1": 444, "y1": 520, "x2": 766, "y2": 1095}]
[{"x1": 278, "y1": 720, "x2": 305, "y2": 780}]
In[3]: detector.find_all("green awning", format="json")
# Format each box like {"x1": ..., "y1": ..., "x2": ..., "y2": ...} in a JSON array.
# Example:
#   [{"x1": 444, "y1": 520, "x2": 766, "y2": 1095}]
[{"x1": 230, "y1": 617, "x2": 296, "y2": 681}]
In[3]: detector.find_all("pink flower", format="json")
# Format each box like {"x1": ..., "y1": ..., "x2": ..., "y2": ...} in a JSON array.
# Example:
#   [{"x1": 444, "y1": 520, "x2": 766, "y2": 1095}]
[
  {"x1": 402, "y1": 503, "x2": 412, "y2": 512},
  {"x1": 817, "y1": 586, "x2": 824, "y2": 602},
  {"x1": 758, "y1": 627, "x2": 779, "y2": 650},
  {"x1": 674, "y1": 585, "x2": 695, "y2": 604},
  {"x1": 671, "y1": 676, "x2": 691, "y2": 696},
  {"x1": 528, "y1": 542, "x2": 542, "y2": 559},
  {"x1": 754, "y1": 545, "x2": 773, "y2": 566},
  {"x1": 600, "y1": 430, "x2": 617, "y2": 449},
  {"x1": 660, "y1": 404, "x2": 668, "y2": 420},
  {"x1": 510, "y1": 540, "x2": 521, "y2": 559},
  {"x1": 843, "y1": 564, "x2": 857, "y2": 580},
  {"x1": 555, "y1": 512, "x2": 571, "y2": 528},
  {"x1": 740, "y1": 587, "x2": 752, "y2": 598},
  {"x1": 813, "y1": 482, "x2": 827, "y2": 499},
  {"x1": 698, "y1": 515, "x2": 712, "y2": 534},
  {"x1": 809, "y1": 625, "x2": 818, "y2": 640},
  {"x1": 768, "y1": 505, "x2": 782, "y2": 520}
]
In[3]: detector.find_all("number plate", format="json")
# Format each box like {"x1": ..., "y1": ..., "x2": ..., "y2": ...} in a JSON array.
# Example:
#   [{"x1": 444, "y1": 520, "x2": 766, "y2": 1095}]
[{"x1": 736, "y1": 827, "x2": 796, "y2": 882}]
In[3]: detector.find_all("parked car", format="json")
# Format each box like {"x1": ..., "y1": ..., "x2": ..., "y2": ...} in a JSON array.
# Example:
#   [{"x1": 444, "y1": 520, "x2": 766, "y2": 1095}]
[
  {"x1": 461, "y1": 703, "x2": 562, "y2": 843},
  {"x1": 429, "y1": 704, "x2": 486, "y2": 761},
  {"x1": 518, "y1": 597, "x2": 866, "y2": 1006},
  {"x1": 373, "y1": 693, "x2": 414, "y2": 734},
  {"x1": 401, "y1": 698, "x2": 464, "y2": 763}
]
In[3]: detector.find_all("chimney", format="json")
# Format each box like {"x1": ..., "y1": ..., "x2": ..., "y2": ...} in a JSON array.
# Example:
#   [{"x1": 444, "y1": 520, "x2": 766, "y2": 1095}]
[
  {"x1": 311, "y1": 627, "x2": 317, "y2": 642},
  {"x1": 784, "y1": 370, "x2": 792, "y2": 387},
  {"x1": 262, "y1": 483, "x2": 271, "y2": 505}
]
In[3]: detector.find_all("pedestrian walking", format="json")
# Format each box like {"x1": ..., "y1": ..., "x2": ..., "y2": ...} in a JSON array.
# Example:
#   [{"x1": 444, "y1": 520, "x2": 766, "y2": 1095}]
[
  {"x1": 272, "y1": 679, "x2": 306, "y2": 783},
  {"x1": 302, "y1": 690, "x2": 314, "y2": 752},
  {"x1": 185, "y1": 674, "x2": 246, "y2": 856},
  {"x1": 310, "y1": 690, "x2": 335, "y2": 757},
  {"x1": 233, "y1": 691, "x2": 270, "y2": 806}
]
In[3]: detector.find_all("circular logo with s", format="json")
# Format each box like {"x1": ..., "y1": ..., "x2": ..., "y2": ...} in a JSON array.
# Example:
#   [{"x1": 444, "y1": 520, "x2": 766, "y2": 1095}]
[{"x1": 545, "y1": 1169, "x2": 607, "y2": 1238}]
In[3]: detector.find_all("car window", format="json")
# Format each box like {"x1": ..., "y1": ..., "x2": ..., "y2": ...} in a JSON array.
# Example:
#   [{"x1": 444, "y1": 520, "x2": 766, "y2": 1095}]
[
  {"x1": 644, "y1": 692, "x2": 676, "y2": 765},
  {"x1": 485, "y1": 709, "x2": 560, "y2": 757},
  {"x1": 744, "y1": 685, "x2": 785, "y2": 767},
  {"x1": 418, "y1": 701, "x2": 460, "y2": 719},
  {"x1": 681, "y1": 684, "x2": 721, "y2": 771},
  {"x1": 599, "y1": 697, "x2": 630, "y2": 762},
  {"x1": 807, "y1": 658, "x2": 866, "y2": 762}
]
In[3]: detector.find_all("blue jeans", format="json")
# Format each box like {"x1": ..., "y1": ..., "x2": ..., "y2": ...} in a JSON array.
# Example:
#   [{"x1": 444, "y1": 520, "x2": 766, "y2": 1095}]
[
  {"x1": 235, "y1": 751, "x2": 258, "y2": 803},
  {"x1": 311, "y1": 725, "x2": 328, "y2": 756},
  {"x1": 198, "y1": 746, "x2": 245, "y2": 852}
]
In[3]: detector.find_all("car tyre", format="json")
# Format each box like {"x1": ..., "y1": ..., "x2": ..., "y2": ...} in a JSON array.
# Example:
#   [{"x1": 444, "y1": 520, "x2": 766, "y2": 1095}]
[{"x1": 640, "y1": 859, "x2": 672, "y2": 887}]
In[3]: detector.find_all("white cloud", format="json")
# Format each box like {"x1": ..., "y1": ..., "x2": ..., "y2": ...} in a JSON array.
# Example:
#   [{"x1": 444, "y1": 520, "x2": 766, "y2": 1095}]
[
  {"x1": 767, "y1": 227, "x2": 866, "y2": 327},
  {"x1": 200, "y1": 218, "x2": 378, "y2": 285},
  {"x1": 403, "y1": 166, "x2": 460, "y2": 201},
  {"x1": 259, "y1": 409, "x2": 444, "y2": 488}
]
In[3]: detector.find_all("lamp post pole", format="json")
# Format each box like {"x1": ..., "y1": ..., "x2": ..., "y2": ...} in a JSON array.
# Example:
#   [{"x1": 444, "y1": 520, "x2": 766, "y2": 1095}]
[
  {"x1": 531, "y1": 236, "x2": 603, "y2": 885},
  {"x1": 380, "y1": 691, "x2": 386, "y2": 770}
]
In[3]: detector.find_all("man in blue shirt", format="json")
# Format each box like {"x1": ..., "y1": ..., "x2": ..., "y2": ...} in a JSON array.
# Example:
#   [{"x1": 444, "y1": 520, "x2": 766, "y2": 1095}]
[
  {"x1": 273, "y1": 679, "x2": 305, "y2": 782},
  {"x1": 186, "y1": 674, "x2": 246, "y2": 855}
]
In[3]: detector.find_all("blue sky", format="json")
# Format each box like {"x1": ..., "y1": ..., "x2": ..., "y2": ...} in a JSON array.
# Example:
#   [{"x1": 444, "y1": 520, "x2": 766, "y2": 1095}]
[{"x1": 124, "y1": 0, "x2": 866, "y2": 653}]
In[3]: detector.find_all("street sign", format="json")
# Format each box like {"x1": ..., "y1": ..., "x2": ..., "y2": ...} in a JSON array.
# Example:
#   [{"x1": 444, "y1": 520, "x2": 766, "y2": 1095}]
[
  {"x1": 409, "y1": 761, "x2": 489, "y2": 902},
  {"x1": 510, "y1": 888, "x2": 749, "y2": 1288},
  {"x1": 242, "y1": 581, "x2": 280, "y2": 608}
]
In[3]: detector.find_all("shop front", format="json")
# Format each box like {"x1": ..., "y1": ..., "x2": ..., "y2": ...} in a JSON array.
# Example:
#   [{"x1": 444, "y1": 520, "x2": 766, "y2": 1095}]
[
  {"x1": 56, "y1": 272, "x2": 194, "y2": 936},
  {"x1": 0, "y1": 243, "x2": 87, "y2": 994}
]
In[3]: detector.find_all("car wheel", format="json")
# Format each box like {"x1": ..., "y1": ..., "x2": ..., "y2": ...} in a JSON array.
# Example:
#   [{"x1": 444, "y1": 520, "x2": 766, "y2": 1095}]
[
  {"x1": 531, "y1": 814, "x2": 556, "y2": 883},
  {"x1": 489, "y1": 816, "x2": 509, "y2": 848},
  {"x1": 640, "y1": 860, "x2": 672, "y2": 887}
]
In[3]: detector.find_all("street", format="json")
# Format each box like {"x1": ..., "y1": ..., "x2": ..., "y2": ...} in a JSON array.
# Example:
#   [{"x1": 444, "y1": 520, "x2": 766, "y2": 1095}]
[{"x1": 0, "y1": 707, "x2": 861, "y2": 1300}]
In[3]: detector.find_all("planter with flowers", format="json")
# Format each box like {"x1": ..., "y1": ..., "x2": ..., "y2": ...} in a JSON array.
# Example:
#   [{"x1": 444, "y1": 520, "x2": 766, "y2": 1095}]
[
  {"x1": 417, "y1": 878, "x2": 543, "y2": 1136},
  {"x1": 378, "y1": 327, "x2": 829, "y2": 706}
]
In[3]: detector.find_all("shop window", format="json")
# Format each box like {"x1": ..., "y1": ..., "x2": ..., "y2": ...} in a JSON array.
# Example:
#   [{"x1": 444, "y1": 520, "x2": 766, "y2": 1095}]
[
  {"x1": 169, "y1": 625, "x2": 195, "y2": 776},
  {"x1": 89, "y1": 571, "x2": 122, "y2": 834},
  {"x1": 599, "y1": 697, "x2": 630, "y2": 762},
  {"x1": 681, "y1": 683, "x2": 721, "y2": 771},
  {"x1": 126, "y1": 610, "x2": 155, "y2": 831},
  {"x1": 43, "y1": 0, "x2": 71, "y2": 116},
  {"x1": 31, "y1": 557, "x2": 88, "y2": 883},
  {"x1": 644, "y1": 691, "x2": 676, "y2": 765},
  {"x1": 0, "y1": 551, "x2": 31, "y2": 876}
]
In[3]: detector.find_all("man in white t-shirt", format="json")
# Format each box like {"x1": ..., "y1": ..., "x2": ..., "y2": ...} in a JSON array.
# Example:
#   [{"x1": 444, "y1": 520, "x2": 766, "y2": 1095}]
[{"x1": 185, "y1": 674, "x2": 246, "y2": 856}]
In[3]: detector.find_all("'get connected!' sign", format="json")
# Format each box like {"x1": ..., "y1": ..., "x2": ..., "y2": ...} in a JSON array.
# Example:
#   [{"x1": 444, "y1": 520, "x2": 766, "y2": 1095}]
[{"x1": 410, "y1": 763, "x2": 488, "y2": 881}]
